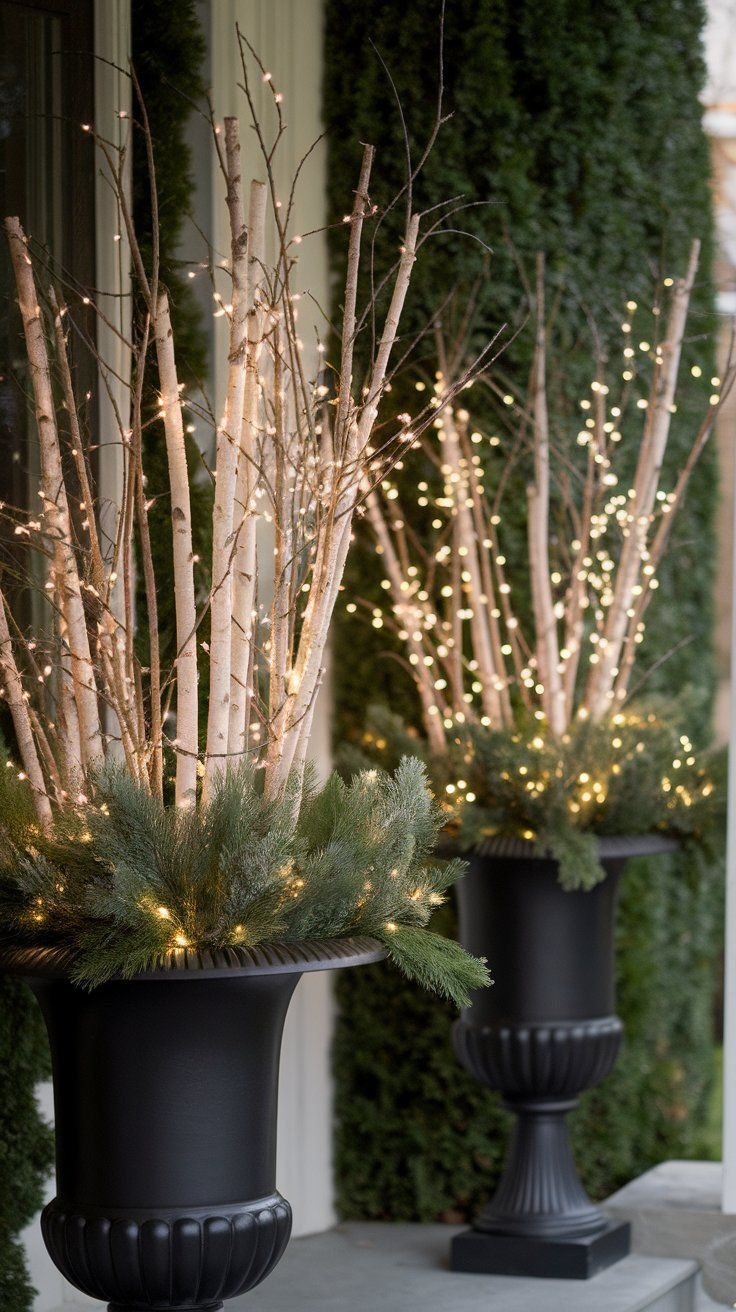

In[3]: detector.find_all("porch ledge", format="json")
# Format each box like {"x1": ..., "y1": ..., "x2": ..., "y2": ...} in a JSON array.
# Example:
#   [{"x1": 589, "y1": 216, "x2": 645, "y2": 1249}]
[{"x1": 235, "y1": 1222, "x2": 696, "y2": 1311}]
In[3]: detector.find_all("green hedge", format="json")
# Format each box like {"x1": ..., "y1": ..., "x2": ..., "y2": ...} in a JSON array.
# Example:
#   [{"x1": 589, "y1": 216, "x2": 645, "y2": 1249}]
[
  {"x1": 0, "y1": 980, "x2": 53, "y2": 1311},
  {"x1": 325, "y1": 0, "x2": 716, "y2": 727},
  {"x1": 325, "y1": 0, "x2": 722, "y2": 1216}
]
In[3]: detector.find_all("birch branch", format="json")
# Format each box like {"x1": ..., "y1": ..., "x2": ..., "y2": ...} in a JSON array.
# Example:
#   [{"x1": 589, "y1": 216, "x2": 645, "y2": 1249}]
[
  {"x1": 335, "y1": 144, "x2": 374, "y2": 453},
  {"x1": 0, "y1": 593, "x2": 52, "y2": 825},
  {"x1": 442, "y1": 401, "x2": 507, "y2": 726},
  {"x1": 366, "y1": 488, "x2": 446, "y2": 752},
  {"x1": 460, "y1": 424, "x2": 524, "y2": 712},
  {"x1": 130, "y1": 313, "x2": 163, "y2": 799},
  {"x1": 527, "y1": 255, "x2": 565, "y2": 736},
  {"x1": 57, "y1": 610, "x2": 82, "y2": 788},
  {"x1": 269, "y1": 215, "x2": 422, "y2": 794},
  {"x1": 562, "y1": 435, "x2": 596, "y2": 716},
  {"x1": 613, "y1": 363, "x2": 736, "y2": 702},
  {"x1": 586, "y1": 239, "x2": 700, "y2": 720},
  {"x1": 228, "y1": 179, "x2": 267, "y2": 761},
  {"x1": 49, "y1": 290, "x2": 105, "y2": 593}
]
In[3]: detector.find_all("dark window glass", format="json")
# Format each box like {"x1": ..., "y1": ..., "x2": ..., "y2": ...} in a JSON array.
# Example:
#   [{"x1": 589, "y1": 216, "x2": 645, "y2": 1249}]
[{"x1": 0, "y1": 0, "x2": 94, "y2": 622}]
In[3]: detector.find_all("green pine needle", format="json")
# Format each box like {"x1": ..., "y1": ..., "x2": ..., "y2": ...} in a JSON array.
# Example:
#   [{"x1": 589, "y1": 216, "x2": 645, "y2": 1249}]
[
  {"x1": 342, "y1": 702, "x2": 723, "y2": 891},
  {"x1": 377, "y1": 925, "x2": 491, "y2": 1007},
  {"x1": 0, "y1": 759, "x2": 487, "y2": 1004}
]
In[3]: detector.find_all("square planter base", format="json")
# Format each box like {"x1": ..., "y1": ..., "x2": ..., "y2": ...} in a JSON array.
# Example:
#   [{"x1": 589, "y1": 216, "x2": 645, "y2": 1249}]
[{"x1": 450, "y1": 1219, "x2": 632, "y2": 1280}]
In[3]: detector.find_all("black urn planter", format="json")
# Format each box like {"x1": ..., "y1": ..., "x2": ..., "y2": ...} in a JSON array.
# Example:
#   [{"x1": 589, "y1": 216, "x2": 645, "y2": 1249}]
[
  {"x1": 451, "y1": 834, "x2": 676, "y2": 1280},
  {"x1": 0, "y1": 937, "x2": 384, "y2": 1312}
]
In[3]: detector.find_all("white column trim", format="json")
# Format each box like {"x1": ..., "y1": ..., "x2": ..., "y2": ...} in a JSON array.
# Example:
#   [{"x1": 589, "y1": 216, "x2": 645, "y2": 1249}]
[
  {"x1": 94, "y1": 0, "x2": 132, "y2": 648},
  {"x1": 703, "y1": 88, "x2": 736, "y2": 1215},
  {"x1": 723, "y1": 411, "x2": 736, "y2": 1214}
]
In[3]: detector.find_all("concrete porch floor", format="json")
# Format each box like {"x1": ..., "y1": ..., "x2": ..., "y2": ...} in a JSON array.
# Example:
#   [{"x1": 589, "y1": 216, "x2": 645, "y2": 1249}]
[
  {"x1": 232, "y1": 1224, "x2": 715, "y2": 1312},
  {"x1": 50, "y1": 1223, "x2": 723, "y2": 1312}
]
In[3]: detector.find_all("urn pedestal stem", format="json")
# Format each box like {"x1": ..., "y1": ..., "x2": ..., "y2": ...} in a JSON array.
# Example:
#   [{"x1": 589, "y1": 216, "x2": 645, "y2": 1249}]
[{"x1": 478, "y1": 1096, "x2": 605, "y2": 1239}]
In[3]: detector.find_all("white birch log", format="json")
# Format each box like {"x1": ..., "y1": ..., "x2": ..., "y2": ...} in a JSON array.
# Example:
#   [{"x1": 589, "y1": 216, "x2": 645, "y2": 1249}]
[
  {"x1": 586, "y1": 240, "x2": 700, "y2": 720},
  {"x1": 0, "y1": 594, "x2": 52, "y2": 825},
  {"x1": 204, "y1": 119, "x2": 251, "y2": 797},
  {"x1": 5, "y1": 218, "x2": 103, "y2": 768},
  {"x1": 153, "y1": 291, "x2": 198, "y2": 806},
  {"x1": 528, "y1": 256, "x2": 565, "y2": 737},
  {"x1": 228, "y1": 179, "x2": 267, "y2": 761}
]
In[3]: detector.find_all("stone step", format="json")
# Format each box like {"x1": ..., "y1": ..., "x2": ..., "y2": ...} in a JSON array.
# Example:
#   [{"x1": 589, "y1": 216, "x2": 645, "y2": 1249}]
[
  {"x1": 606, "y1": 1161, "x2": 734, "y2": 1261},
  {"x1": 232, "y1": 1223, "x2": 699, "y2": 1312},
  {"x1": 605, "y1": 1160, "x2": 736, "y2": 1305}
]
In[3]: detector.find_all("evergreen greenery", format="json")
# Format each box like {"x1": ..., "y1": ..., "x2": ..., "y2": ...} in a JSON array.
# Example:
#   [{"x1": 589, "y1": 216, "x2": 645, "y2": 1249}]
[
  {"x1": 341, "y1": 704, "x2": 724, "y2": 891},
  {"x1": 0, "y1": 761, "x2": 488, "y2": 1005},
  {"x1": 325, "y1": 0, "x2": 720, "y2": 1215}
]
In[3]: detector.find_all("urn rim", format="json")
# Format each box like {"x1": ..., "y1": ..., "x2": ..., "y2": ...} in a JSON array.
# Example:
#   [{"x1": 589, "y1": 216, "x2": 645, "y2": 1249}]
[
  {"x1": 459, "y1": 831, "x2": 679, "y2": 863},
  {"x1": 0, "y1": 934, "x2": 385, "y2": 982}
]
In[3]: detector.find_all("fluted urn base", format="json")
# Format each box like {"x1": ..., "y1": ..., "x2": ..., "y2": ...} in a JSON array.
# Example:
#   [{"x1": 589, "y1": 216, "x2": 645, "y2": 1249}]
[
  {"x1": 43, "y1": 1194, "x2": 291, "y2": 1310},
  {"x1": 449, "y1": 1041, "x2": 632, "y2": 1277}
]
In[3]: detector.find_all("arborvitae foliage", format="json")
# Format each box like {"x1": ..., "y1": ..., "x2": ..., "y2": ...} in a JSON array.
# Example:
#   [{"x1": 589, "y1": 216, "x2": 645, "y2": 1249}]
[
  {"x1": 0, "y1": 978, "x2": 53, "y2": 1311},
  {"x1": 131, "y1": 0, "x2": 212, "y2": 679},
  {"x1": 0, "y1": 762, "x2": 488, "y2": 1005},
  {"x1": 325, "y1": 0, "x2": 720, "y2": 1217}
]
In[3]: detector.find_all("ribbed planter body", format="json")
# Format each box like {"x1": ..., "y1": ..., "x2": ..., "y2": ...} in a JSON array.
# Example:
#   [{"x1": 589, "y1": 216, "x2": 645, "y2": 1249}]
[
  {"x1": 1, "y1": 939, "x2": 382, "y2": 1312},
  {"x1": 452, "y1": 835, "x2": 674, "y2": 1276}
]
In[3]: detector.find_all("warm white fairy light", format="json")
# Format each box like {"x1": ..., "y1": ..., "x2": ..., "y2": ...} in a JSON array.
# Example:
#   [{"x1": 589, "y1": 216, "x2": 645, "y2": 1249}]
[{"x1": 355, "y1": 244, "x2": 734, "y2": 771}]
